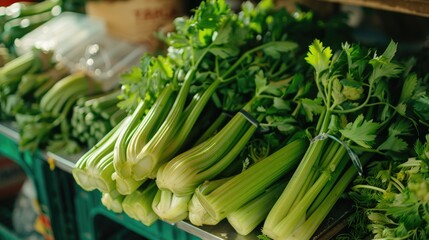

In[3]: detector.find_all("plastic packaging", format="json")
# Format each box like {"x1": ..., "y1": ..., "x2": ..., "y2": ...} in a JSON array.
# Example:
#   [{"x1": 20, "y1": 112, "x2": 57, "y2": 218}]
[{"x1": 14, "y1": 12, "x2": 147, "y2": 91}]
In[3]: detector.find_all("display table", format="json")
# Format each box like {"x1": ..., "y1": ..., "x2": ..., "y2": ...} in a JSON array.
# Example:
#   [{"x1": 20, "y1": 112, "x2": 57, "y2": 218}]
[{"x1": 0, "y1": 122, "x2": 350, "y2": 240}]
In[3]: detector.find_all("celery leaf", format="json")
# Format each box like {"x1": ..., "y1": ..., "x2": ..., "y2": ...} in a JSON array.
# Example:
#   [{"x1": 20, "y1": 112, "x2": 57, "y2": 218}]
[
  {"x1": 305, "y1": 39, "x2": 332, "y2": 74},
  {"x1": 339, "y1": 114, "x2": 380, "y2": 148},
  {"x1": 300, "y1": 98, "x2": 324, "y2": 122}
]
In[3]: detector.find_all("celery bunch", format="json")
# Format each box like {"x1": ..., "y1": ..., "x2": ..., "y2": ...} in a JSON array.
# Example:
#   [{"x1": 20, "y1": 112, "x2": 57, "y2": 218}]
[
  {"x1": 73, "y1": 0, "x2": 386, "y2": 237},
  {"x1": 15, "y1": 71, "x2": 103, "y2": 153},
  {"x1": 0, "y1": 48, "x2": 54, "y2": 120},
  {"x1": 71, "y1": 89, "x2": 126, "y2": 148}
]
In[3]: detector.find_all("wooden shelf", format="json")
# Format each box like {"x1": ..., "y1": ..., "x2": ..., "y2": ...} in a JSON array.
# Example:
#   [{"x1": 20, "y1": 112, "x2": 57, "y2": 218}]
[{"x1": 319, "y1": 0, "x2": 429, "y2": 17}]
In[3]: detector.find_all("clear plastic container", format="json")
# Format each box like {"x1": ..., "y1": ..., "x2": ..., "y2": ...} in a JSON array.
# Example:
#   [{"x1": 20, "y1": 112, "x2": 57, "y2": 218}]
[{"x1": 14, "y1": 12, "x2": 147, "y2": 91}]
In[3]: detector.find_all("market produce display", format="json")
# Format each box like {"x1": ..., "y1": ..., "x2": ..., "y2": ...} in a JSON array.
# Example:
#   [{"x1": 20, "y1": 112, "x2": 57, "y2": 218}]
[
  {"x1": 0, "y1": 0, "x2": 62, "y2": 49},
  {"x1": 71, "y1": 89, "x2": 127, "y2": 148},
  {"x1": 73, "y1": 0, "x2": 428, "y2": 238},
  {"x1": 1, "y1": 0, "x2": 429, "y2": 239},
  {"x1": 0, "y1": 45, "x2": 127, "y2": 153}
]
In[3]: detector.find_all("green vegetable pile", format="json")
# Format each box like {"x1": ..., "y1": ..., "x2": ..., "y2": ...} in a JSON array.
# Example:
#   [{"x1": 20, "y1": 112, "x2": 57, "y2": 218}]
[
  {"x1": 0, "y1": 45, "x2": 126, "y2": 154},
  {"x1": 71, "y1": 89, "x2": 127, "y2": 148},
  {"x1": 63, "y1": 0, "x2": 429, "y2": 239},
  {"x1": 0, "y1": 0, "x2": 62, "y2": 49}
]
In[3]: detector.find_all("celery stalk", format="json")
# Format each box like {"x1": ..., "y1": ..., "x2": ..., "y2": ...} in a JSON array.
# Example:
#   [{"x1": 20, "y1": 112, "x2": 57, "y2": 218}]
[
  {"x1": 152, "y1": 189, "x2": 192, "y2": 224},
  {"x1": 126, "y1": 85, "x2": 175, "y2": 166},
  {"x1": 122, "y1": 181, "x2": 159, "y2": 226},
  {"x1": 101, "y1": 189, "x2": 125, "y2": 213},
  {"x1": 113, "y1": 100, "x2": 149, "y2": 178},
  {"x1": 263, "y1": 111, "x2": 332, "y2": 232},
  {"x1": 112, "y1": 172, "x2": 146, "y2": 195},
  {"x1": 267, "y1": 146, "x2": 347, "y2": 239},
  {"x1": 72, "y1": 119, "x2": 125, "y2": 191},
  {"x1": 227, "y1": 180, "x2": 286, "y2": 236},
  {"x1": 132, "y1": 68, "x2": 197, "y2": 180},
  {"x1": 156, "y1": 111, "x2": 254, "y2": 196},
  {"x1": 188, "y1": 177, "x2": 232, "y2": 226},
  {"x1": 196, "y1": 138, "x2": 308, "y2": 221},
  {"x1": 285, "y1": 155, "x2": 371, "y2": 240}
]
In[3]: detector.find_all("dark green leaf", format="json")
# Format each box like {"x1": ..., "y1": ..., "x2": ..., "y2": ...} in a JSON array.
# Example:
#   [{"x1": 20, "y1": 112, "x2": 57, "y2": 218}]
[
  {"x1": 300, "y1": 97, "x2": 324, "y2": 122},
  {"x1": 209, "y1": 46, "x2": 239, "y2": 58},
  {"x1": 262, "y1": 41, "x2": 298, "y2": 59},
  {"x1": 339, "y1": 114, "x2": 380, "y2": 148}
]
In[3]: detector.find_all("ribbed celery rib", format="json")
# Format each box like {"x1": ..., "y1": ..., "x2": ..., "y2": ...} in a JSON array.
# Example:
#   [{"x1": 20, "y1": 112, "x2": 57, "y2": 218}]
[
  {"x1": 122, "y1": 181, "x2": 159, "y2": 226},
  {"x1": 152, "y1": 189, "x2": 192, "y2": 224},
  {"x1": 155, "y1": 112, "x2": 254, "y2": 196},
  {"x1": 196, "y1": 138, "x2": 308, "y2": 221},
  {"x1": 227, "y1": 181, "x2": 286, "y2": 236}
]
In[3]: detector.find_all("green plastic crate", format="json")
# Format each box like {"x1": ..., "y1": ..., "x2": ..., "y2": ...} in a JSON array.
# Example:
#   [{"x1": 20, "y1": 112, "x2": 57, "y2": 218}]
[
  {"x1": 28, "y1": 151, "x2": 79, "y2": 240},
  {"x1": 74, "y1": 184, "x2": 201, "y2": 240},
  {"x1": 0, "y1": 133, "x2": 33, "y2": 178}
]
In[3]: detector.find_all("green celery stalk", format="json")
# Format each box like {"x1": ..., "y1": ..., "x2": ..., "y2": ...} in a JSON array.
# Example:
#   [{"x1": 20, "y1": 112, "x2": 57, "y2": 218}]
[
  {"x1": 90, "y1": 151, "x2": 116, "y2": 193},
  {"x1": 0, "y1": 51, "x2": 38, "y2": 85},
  {"x1": 86, "y1": 89, "x2": 121, "y2": 111},
  {"x1": 122, "y1": 181, "x2": 159, "y2": 226},
  {"x1": 126, "y1": 84, "x2": 176, "y2": 168},
  {"x1": 267, "y1": 144, "x2": 347, "y2": 239},
  {"x1": 101, "y1": 189, "x2": 125, "y2": 214},
  {"x1": 110, "y1": 109, "x2": 127, "y2": 126},
  {"x1": 263, "y1": 110, "x2": 332, "y2": 232},
  {"x1": 285, "y1": 155, "x2": 371, "y2": 240},
  {"x1": 17, "y1": 62, "x2": 69, "y2": 96},
  {"x1": 155, "y1": 110, "x2": 255, "y2": 196},
  {"x1": 131, "y1": 68, "x2": 197, "y2": 180},
  {"x1": 195, "y1": 138, "x2": 308, "y2": 221},
  {"x1": 72, "y1": 119, "x2": 126, "y2": 191},
  {"x1": 40, "y1": 71, "x2": 101, "y2": 115},
  {"x1": 227, "y1": 180, "x2": 287, "y2": 236},
  {"x1": 111, "y1": 172, "x2": 146, "y2": 195},
  {"x1": 113, "y1": 100, "x2": 149, "y2": 178},
  {"x1": 159, "y1": 79, "x2": 222, "y2": 162},
  {"x1": 192, "y1": 111, "x2": 230, "y2": 146},
  {"x1": 152, "y1": 189, "x2": 192, "y2": 224},
  {"x1": 188, "y1": 177, "x2": 232, "y2": 226}
]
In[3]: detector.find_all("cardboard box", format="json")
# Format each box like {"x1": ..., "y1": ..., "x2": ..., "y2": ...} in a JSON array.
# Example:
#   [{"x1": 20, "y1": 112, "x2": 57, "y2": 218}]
[{"x1": 86, "y1": 0, "x2": 183, "y2": 52}]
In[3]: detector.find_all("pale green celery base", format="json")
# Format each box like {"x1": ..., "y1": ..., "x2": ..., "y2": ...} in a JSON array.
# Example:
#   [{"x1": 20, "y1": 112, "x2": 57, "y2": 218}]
[
  {"x1": 112, "y1": 172, "x2": 146, "y2": 195},
  {"x1": 188, "y1": 194, "x2": 221, "y2": 226},
  {"x1": 101, "y1": 192, "x2": 124, "y2": 213},
  {"x1": 227, "y1": 181, "x2": 286, "y2": 236},
  {"x1": 135, "y1": 203, "x2": 158, "y2": 226},
  {"x1": 152, "y1": 189, "x2": 192, "y2": 223},
  {"x1": 72, "y1": 169, "x2": 97, "y2": 191},
  {"x1": 132, "y1": 153, "x2": 155, "y2": 180},
  {"x1": 95, "y1": 164, "x2": 116, "y2": 193}
]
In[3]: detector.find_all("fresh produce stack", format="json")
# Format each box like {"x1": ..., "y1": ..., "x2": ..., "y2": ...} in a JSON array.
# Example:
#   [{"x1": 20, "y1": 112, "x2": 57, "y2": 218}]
[
  {"x1": 0, "y1": 0, "x2": 425, "y2": 239},
  {"x1": 71, "y1": 89, "x2": 127, "y2": 149},
  {"x1": 0, "y1": 44, "x2": 129, "y2": 154},
  {"x1": 64, "y1": 0, "x2": 429, "y2": 239},
  {"x1": 0, "y1": 0, "x2": 62, "y2": 49}
]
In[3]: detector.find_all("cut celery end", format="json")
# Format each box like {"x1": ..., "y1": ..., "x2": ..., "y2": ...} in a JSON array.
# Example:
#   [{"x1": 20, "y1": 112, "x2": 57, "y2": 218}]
[
  {"x1": 134, "y1": 203, "x2": 159, "y2": 226},
  {"x1": 152, "y1": 189, "x2": 191, "y2": 224},
  {"x1": 72, "y1": 169, "x2": 97, "y2": 191},
  {"x1": 101, "y1": 191, "x2": 125, "y2": 213},
  {"x1": 122, "y1": 190, "x2": 159, "y2": 226},
  {"x1": 95, "y1": 177, "x2": 112, "y2": 193},
  {"x1": 112, "y1": 172, "x2": 145, "y2": 195},
  {"x1": 114, "y1": 161, "x2": 133, "y2": 178},
  {"x1": 132, "y1": 154, "x2": 155, "y2": 180},
  {"x1": 188, "y1": 194, "x2": 221, "y2": 226}
]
